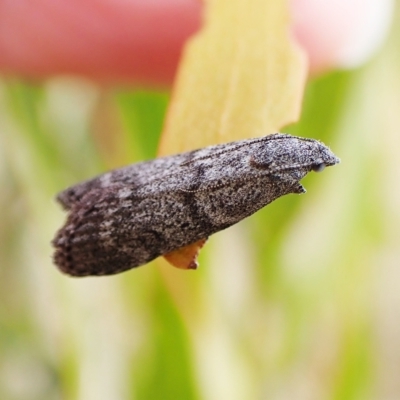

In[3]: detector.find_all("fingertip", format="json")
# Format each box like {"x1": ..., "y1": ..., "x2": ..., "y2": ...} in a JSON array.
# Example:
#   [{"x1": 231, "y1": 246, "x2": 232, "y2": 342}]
[
  {"x1": 290, "y1": 0, "x2": 394, "y2": 74},
  {"x1": 0, "y1": 0, "x2": 202, "y2": 86}
]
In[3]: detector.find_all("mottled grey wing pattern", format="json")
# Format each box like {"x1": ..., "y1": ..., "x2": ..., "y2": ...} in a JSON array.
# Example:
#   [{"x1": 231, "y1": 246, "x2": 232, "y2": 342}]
[
  {"x1": 54, "y1": 184, "x2": 168, "y2": 276},
  {"x1": 52, "y1": 133, "x2": 340, "y2": 277},
  {"x1": 56, "y1": 134, "x2": 283, "y2": 209},
  {"x1": 56, "y1": 155, "x2": 188, "y2": 210}
]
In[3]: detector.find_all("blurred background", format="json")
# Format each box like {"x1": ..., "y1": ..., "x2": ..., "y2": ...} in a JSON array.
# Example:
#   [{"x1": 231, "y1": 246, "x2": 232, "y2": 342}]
[{"x1": 1, "y1": 1, "x2": 400, "y2": 399}]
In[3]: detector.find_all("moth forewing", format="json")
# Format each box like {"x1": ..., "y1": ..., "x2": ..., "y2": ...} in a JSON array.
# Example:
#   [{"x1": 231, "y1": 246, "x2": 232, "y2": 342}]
[{"x1": 52, "y1": 133, "x2": 339, "y2": 276}]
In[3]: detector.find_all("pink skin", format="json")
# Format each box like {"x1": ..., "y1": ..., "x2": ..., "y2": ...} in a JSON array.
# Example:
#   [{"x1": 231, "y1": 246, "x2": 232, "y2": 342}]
[
  {"x1": 290, "y1": 0, "x2": 393, "y2": 74},
  {"x1": 290, "y1": 0, "x2": 358, "y2": 73},
  {"x1": 0, "y1": 0, "x2": 389, "y2": 86}
]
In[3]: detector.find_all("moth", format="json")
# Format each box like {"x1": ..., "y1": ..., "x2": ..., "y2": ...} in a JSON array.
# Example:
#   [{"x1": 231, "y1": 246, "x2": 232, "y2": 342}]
[{"x1": 53, "y1": 133, "x2": 339, "y2": 276}]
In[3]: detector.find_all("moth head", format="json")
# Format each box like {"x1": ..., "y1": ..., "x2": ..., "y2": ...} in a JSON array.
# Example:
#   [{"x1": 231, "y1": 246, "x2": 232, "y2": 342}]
[
  {"x1": 250, "y1": 134, "x2": 340, "y2": 181},
  {"x1": 248, "y1": 135, "x2": 339, "y2": 198},
  {"x1": 287, "y1": 138, "x2": 339, "y2": 195},
  {"x1": 308, "y1": 140, "x2": 340, "y2": 173}
]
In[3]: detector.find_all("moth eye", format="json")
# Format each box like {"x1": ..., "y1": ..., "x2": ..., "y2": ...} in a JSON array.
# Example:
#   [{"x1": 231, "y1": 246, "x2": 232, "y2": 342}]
[{"x1": 312, "y1": 163, "x2": 325, "y2": 172}]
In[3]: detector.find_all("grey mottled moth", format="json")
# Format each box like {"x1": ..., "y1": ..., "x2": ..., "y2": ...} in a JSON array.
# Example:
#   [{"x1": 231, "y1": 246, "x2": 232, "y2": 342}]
[{"x1": 53, "y1": 133, "x2": 339, "y2": 276}]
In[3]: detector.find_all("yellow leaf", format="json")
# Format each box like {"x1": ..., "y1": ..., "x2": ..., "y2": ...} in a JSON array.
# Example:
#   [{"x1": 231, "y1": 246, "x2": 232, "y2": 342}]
[{"x1": 159, "y1": 0, "x2": 307, "y2": 156}]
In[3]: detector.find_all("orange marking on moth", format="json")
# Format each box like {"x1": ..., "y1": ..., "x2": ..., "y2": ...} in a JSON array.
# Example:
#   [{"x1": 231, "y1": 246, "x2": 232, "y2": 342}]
[{"x1": 163, "y1": 238, "x2": 208, "y2": 270}]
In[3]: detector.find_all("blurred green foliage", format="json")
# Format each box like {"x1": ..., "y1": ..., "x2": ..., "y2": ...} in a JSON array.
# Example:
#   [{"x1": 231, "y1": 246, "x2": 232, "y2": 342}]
[{"x1": 2, "y1": 11, "x2": 400, "y2": 400}]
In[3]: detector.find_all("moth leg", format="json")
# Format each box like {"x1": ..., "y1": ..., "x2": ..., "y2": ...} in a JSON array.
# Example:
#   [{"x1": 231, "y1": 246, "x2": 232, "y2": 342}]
[{"x1": 163, "y1": 238, "x2": 208, "y2": 270}]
